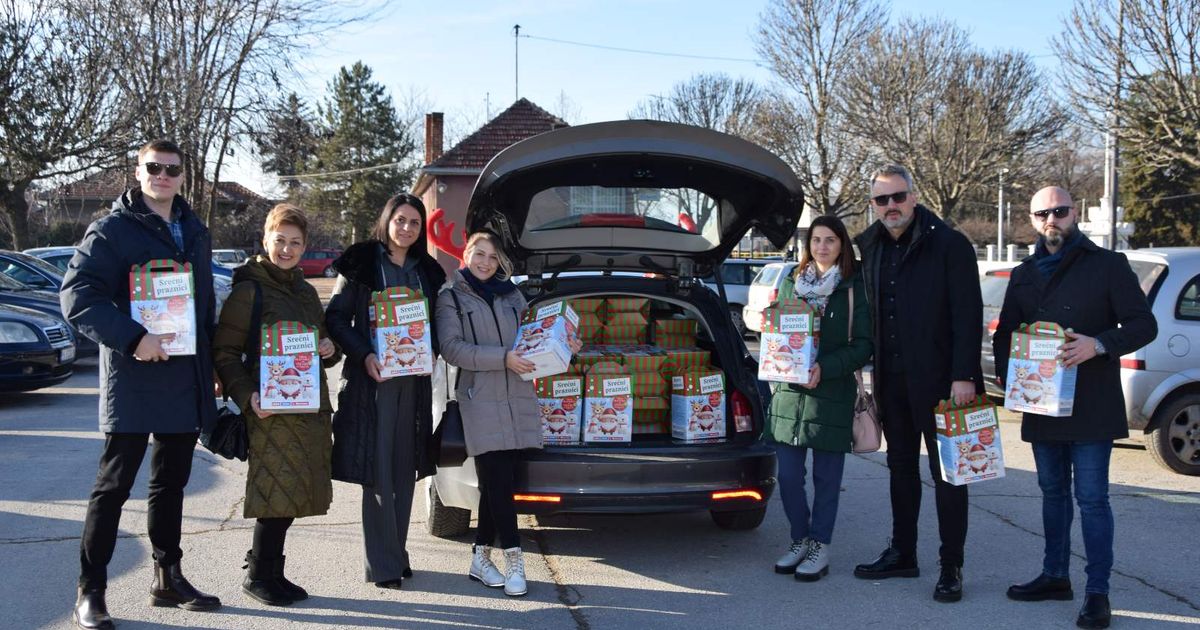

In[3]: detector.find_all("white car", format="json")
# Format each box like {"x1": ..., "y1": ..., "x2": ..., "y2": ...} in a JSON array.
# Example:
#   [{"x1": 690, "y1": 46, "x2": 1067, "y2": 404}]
[
  {"x1": 743, "y1": 262, "x2": 798, "y2": 334},
  {"x1": 701, "y1": 258, "x2": 780, "y2": 335}
]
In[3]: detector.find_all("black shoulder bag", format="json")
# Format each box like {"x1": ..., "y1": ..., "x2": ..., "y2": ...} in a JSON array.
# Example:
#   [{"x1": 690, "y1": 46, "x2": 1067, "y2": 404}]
[
  {"x1": 201, "y1": 280, "x2": 261, "y2": 461},
  {"x1": 432, "y1": 289, "x2": 468, "y2": 468}
]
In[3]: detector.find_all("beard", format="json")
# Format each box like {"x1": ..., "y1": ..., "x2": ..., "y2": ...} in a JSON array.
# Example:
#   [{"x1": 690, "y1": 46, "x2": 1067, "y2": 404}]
[
  {"x1": 880, "y1": 210, "x2": 913, "y2": 231},
  {"x1": 1043, "y1": 223, "x2": 1074, "y2": 247}
]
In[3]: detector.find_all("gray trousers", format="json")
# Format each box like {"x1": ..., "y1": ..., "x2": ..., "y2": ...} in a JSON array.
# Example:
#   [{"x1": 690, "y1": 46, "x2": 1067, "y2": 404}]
[{"x1": 362, "y1": 375, "x2": 417, "y2": 582}]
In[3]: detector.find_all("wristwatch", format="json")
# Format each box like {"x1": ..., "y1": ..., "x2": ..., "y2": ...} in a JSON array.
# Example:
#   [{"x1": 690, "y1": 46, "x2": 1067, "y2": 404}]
[{"x1": 1094, "y1": 338, "x2": 1107, "y2": 356}]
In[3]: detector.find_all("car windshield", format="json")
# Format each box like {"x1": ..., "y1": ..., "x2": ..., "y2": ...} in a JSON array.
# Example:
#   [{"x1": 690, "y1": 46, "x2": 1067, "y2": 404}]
[
  {"x1": 527, "y1": 186, "x2": 723, "y2": 246},
  {"x1": 0, "y1": 272, "x2": 27, "y2": 289},
  {"x1": 13, "y1": 253, "x2": 64, "y2": 278},
  {"x1": 753, "y1": 265, "x2": 782, "y2": 286}
]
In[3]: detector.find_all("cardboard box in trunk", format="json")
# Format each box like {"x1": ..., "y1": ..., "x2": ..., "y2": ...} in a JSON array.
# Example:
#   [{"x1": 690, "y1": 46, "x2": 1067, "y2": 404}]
[
  {"x1": 1004, "y1": 321, "x2": 1078, "y2": 417},
  {"x1": 671, "y1": 368, "x2": 726, "y2": 441},
  {"x1": 370, "y1": 288, "x2": 433, "y2": 378},
  {"x1": 583, "y1": 361, "x2": 632, "y2": 443},
  {"x1": 259, "y1": 321, "x2": 321, "y2": 412},
  {"x1": 633, "y1": 395, "x2": 670, "y2": 424},
  {"x1": 605, "y1": 296, "x2": 650, "y2": 316},
  {"x1": 536, "y1": 375, "x2": 583, "y2": 444},
  {"x1": 758, "y1": 298, "x2": 820, "y2": 384},
  {"x1": 664, "y1": 347, "x2": 710, "y2": 371},
  {"x1": 934, "y1": 396, "x2": 1006, "y2": 486},
  {"x1": 576, "y1": 312, "x2": 604, "y2": 343},
  {"x1": 513, "y1": 300, "x2": 579, "y2": 381},
  {"x1": 129, "y1": 259, "x2": 197, "y2": 356}
]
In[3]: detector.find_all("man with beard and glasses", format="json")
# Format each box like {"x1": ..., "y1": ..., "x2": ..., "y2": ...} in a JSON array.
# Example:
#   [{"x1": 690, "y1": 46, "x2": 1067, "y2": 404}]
[
  {"x1": 994, "y1": 186, "x2": 1155, "y2": 629},
  {"x1": 851, "y1": 164, "x2": 983, "y2": 603}
]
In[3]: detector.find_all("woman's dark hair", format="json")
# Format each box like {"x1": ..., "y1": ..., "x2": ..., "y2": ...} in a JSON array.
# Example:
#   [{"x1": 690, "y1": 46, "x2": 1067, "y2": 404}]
[
  {"x1": 370, "y1": 192, "x2": 428, "y2": 255},
  {"x1": 797, "y1": 214, "x2": 856, "y2": 279}
]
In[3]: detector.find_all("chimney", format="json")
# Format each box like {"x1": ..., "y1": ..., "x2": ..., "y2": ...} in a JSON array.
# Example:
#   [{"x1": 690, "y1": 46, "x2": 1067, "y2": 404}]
[{"x1": 424, "y1": 112, "x2": 444, "y2": 165}]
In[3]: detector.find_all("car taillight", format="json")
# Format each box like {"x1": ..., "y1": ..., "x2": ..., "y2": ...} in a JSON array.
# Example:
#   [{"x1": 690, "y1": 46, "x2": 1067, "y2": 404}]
[
  {"x1": 987, "y1": 318, "x2": 999, "y2": 335},
  {"x1": 731, "y1": 390, "x2": 753, "y2": 432},
  {"x1": 712, "y1": 489, "x2": 764, "y2": 501},
  {"x1": 513, "y1": 494, "x2": 561, "y2": 503},
  {"x1": 1120, "y1": 358, "x2": 1145, "y2": 370},
  {"x1": 767, "y1": 289, "x2": 778, "y2": 304}
]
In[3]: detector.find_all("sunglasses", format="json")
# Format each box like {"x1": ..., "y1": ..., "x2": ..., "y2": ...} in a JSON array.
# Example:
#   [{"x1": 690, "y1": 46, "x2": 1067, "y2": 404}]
[
  {"x1": 142, "y1": 162, "x2": 183, "y2": 178},
  {"x1": 1031, "y1": 205, "x2": 1071, "y2": 221},
  {"x1": 871, "y1": 190, "x2": 910, "y2": 206}
]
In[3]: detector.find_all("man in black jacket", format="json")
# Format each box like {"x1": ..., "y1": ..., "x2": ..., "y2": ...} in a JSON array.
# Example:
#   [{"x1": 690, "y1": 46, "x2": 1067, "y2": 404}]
[
  {"x1": 995, "y1": 187, "x2": 1156, "y2": 630},
  {"x1": 61, "y1": 140, "x2": 221, "y2": 630},
  {"x1": 852, "y1": 165, "x2": 983, "y2": 603}
]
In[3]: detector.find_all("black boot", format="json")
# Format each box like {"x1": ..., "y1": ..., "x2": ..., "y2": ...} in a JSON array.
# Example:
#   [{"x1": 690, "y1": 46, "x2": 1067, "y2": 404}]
[
  {"x1": 242, "y1": 550, "x2": 293, "y2": 606},
  {"x1": 933, "y1": 564, "x2": 963, "y2": 603},
  {"x1": 273, "y1": 555, "x2": 308, "y2": 601},
  {"x1": 150, "y1": 563, "x2": 221, "y2": 611},
  {"x1": 72, "y1": 588, "x2": 114, "y2": 630},
  {"x1": 1007, "y1": 573, "x2": 1074, "y2": 602},
  {"x1": 853, "y1": 546, "x2": 920, "y2": 579},
  {"x1": 1076, "y1": 594, "x2": 1112, "y2": 629}
]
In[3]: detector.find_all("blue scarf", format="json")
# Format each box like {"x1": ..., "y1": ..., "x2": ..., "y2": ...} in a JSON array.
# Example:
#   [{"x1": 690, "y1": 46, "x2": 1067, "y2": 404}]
[
  {"x1": 1034, "y1": 229, "x2": 1084, "y2": 278},
  {"x1": 459, "y1": 268, "x2": 517, "y2": 305}
]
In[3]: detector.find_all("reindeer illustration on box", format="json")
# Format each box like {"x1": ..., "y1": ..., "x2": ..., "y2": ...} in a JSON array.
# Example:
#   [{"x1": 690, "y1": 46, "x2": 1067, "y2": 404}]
[
  {"x1": 536, "y1": 375, "x2": 583, "y2": 444},
  {"x1": 129, "y1": 259, "x2": 196, "y2": 355},
  {"x1": 369, "y1": 288, "x2": 433, "y2": 378},
  {"x1": 258, "y1": 321, "x2": 320, "y2": 412},
  {"x1": 671, "y1": 368, "x2": 726, "y2": 441}
]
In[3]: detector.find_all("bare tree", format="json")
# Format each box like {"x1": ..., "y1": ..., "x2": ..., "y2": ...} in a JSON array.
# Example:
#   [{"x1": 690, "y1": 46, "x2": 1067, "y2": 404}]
[
  {"x1": 1055, "y1": 0, "x2": 1200, "y2": 170},
  {"x1": 755, "y1": 0, "x2": 886, "y2": 218},
  {"x1": 841, "y1": 17, "x2": 1066, "y2": 223}
]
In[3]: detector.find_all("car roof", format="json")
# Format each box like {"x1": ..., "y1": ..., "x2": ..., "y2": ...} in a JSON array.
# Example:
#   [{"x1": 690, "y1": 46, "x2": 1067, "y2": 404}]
[
  {"x1": 1123, "y1": 247, "x2": 1200, "y2": 264},
  {"x1": 23, "y1": 246, "x2": 76, "y2": 255}
]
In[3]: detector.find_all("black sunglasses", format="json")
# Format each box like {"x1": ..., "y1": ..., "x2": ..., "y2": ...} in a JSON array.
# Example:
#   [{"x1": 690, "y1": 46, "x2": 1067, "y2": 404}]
[
  {"x1": 871, "y1": 190, "x2": 910, "y2": 206},
  {"x1": 1031, "y1": 205, "x2": 1071, "y2": 220},
  {"x1": 142, "y1": 162, "x2": 183, "y2": 177}
]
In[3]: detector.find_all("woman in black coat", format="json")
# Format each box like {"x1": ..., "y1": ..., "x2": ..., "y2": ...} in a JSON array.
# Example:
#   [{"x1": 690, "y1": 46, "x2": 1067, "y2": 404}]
[{"x1": 325, "y1": 193, "x2": 447, "y2": 590}]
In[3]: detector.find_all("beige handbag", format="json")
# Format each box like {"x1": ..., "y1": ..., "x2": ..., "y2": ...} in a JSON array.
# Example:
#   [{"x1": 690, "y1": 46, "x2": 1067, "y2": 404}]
[{"x1": 847, "y1": 287, "x2": 882, "y2": 453}]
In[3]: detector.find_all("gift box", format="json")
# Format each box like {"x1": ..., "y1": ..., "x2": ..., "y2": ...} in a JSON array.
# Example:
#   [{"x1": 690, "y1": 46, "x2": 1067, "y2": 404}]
[
  {"x1": 607, "y1": 311, "x2": 648, "y2": 328},
  {"x1": 671, "y1": 368, "x2": 726, "y2": 441},
  {"x1": 631, "y1": 370, "x2": 669, "y2": 397},
  {"x1": 575, "y1": 345, "x2": 622, "y2": 370},
  {"x1": 370, "y1": 288, "x2": 433, "y2": 378},
  {"x1": 513, "y1": 300, "x2": 579, "y2": 381},
  {"x1": 536, "y1": 375, "x2": 583, "y2": 444},
  {"x1": 576, "y1": 312, "x2": 604, "y2": 343},
  {"x1": 259, "y1": 321, "x2": 321, "y2": 412},
  {"x1": 129, "y1": 259, "x2": 196, "y2": 356},
  {"x1": 605, "y1": 297, "x2": 650, "y2": 315},
  {"x1": 633, "y1": 395, "x2": 670, "y2": 424},
  {"x1": 654, "y1": 318, "x2": 697, "y2": 337},
  {"x1": 758, "y1": 299, "x2": 820, "y2": 384},
  {"x1": 583, "y1": 361, "x2": 632, "y2": 443},
  {"x1": 934, "y1": 396, "x2": 1006, "y2": 486},
  {"x1": 664, "y1": 347, "x2": 710, "y2": 371},
  {"x1": 657, "y1": 333, "x2": 695, "y2": 349},
  {"x1": 601, "y1": 324, "x2": 647, "y2": 345},
  {"x1": 632, "y1": 421, "x2": 670, "y2": 435},
  {"x1": 619, "y1": 346, "x2": 668, "y2": 372},
  {"x1": 1003, "y1": 321, "x2": 1078, "y2": 417},
  {"x1": 568, "y1": 298, "x2": 606, "y2": 317}
]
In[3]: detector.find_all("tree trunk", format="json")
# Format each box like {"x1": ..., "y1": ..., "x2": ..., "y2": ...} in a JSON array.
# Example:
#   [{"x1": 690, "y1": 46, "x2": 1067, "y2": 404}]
[{"x1": 1, "y1": 181, "x2": 33, "y2": 250}]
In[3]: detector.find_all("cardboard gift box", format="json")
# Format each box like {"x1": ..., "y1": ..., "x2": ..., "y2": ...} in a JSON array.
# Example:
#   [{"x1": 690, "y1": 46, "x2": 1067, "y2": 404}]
[
  {"x1": 633, "y1": 395, "x2": 670, "y2": 424},
  {"x1": 657, "y1": 333, "x2": 695, "y2": 349},
  {"x1": 601, "y1": 324, "x2": 647, "y2": 345},
  {"x1": 583, "y1": 361, "x2": 632, "y2": 443},
  {"x1": 370, "y1": 288, "x2": 433, "y2": 378},
  {"x1": 513, "y1": 300, "x2": 580, "y2": 381},
  {"x1": 536, "y1": 375, "x2": 583, "y2": 444},
  {"x1": 574, "y1": 344, "x2": 622, "y2": 370},
  {"x1": 620, "y1": 346, "x2": 668, "y2": 372},
  {"x1": 758, "y1": 298, "x2": 820, "y2": 384},
  {"x1": 568, "y1": 298, "x2": 606, "y2": 318},
  {"x1": 129, "y1": 259, "x2": 197, "y2": 356},
  {"x1": 605, "y1": 296, "x2": 650, "y2": 315},
  {"x1": 631, "y1": 370, "x2": 669, "y2": 397},
  {"x1": 632, "y1": 421, "x2": 670, "y2": 435},
  {"x1": 1004, "y1": 321, "x2": 1078, "y2": 417},
  {"x1": 934, "y1": 396, "x2": 1006, "y2": 486},
  {"x1": 259, "y1": 321, "x2": 321, "y2": 413},
  {"x1": 671, "y1": 367, "x2": 726, "y2": 441},
  {"x1": 576, "y1": 312, "x2": 604, "y2": 343},
  {"x1": 664, "y1": 347, "x2": 711, "y2": 371},
  {"x1": 654, "y1": 318, "x2": 697, "y2": 338}
]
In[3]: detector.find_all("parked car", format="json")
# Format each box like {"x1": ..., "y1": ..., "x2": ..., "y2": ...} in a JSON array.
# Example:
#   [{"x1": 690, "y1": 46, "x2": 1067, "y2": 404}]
[
  {"x1": 212, "y1": 248, "x2": 248, "y2": 266},
  {"x1": 297, "y1": 249, "x2": 342, "y2": 278},
  {"x1": 980, "y1": 264, "x2": 1019, "y2": 397},
  {"x1": 0, "y1": 249, "x2": 68, "y2": 291},
  {"x1": 0, "y1": 272, "x2": 96, "y2": 356},
  {"x1": 23, "y1": 246, "x2": 76, "y2": 273},
  {"x1": 701, "y1": 258, "x2": 780, "y2": 335},
  {"x1": 426, "y1": 120, "x2": 803, "y2": 537},
  {"x1": 0, "y1": 302, "x2": 76, "y2": 392},
  {"x1": 743, "y1": 261, "x2": 799, "y2": 334}
]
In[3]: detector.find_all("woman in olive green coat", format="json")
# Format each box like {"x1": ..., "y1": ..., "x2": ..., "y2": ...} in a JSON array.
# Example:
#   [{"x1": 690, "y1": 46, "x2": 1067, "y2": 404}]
[
  {"x1": 212, "y1": 204, "x2": 340, "y2": 606},
  {"x1": 765, "y1": 215, "x2": 872, "y2": 581}
]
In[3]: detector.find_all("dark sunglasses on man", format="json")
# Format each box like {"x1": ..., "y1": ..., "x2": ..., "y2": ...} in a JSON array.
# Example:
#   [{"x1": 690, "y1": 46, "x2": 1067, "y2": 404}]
[
  {"x1": 871, "y1": 190, "x2": 909, "y2": 206},
  {"x1": 1031, "y1": 205, "x2": 1071, "y2": 221},
  {"x1": 142, "y1": 162, "x2": 184, "y2": 178}
]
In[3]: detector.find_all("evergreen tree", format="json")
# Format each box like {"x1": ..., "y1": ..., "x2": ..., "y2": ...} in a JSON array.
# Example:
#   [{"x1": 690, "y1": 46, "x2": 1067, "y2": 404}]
[{"x1": 256, "y1": 93, "x2": 318, "y2": 193}]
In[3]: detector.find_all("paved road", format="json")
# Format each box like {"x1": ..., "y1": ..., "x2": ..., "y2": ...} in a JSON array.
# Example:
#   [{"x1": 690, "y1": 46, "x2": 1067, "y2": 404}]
[{"x1": 2, "y1": 351, "x2": 1198, "y2": 629}]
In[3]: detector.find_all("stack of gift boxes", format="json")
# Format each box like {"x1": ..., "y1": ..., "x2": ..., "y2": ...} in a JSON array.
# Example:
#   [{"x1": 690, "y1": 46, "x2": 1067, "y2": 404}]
[{"x1": 531, "y1": 295, "x2": 726, "y2": 444}]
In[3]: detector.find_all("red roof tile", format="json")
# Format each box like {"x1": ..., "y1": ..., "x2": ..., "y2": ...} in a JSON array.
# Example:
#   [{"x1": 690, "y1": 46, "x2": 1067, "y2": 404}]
[
  {"x1": 49, "y1": 168, "x2": 270, "y2": 204},
  {"x1": 429, "y1": 98, "x2": 568, "y2": 170}
]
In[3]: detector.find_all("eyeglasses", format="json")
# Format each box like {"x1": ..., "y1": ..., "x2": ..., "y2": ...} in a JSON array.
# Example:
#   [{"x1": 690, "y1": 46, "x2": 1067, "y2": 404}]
[
  {"x1": 142, "y1": 162, "x2": 183, "y2": 178},
  {"x1": 1031, "y1": 205, "x2": 1071, "y2": 221},
  {"x1": 871, "y1": 191, "x2": 910, "y2": 206}
]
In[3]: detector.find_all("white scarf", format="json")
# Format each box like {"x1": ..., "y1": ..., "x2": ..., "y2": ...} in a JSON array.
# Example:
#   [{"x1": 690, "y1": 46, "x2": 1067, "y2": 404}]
[{"x1": 791, "y1": 262, "x2": 841, "y2": 312}]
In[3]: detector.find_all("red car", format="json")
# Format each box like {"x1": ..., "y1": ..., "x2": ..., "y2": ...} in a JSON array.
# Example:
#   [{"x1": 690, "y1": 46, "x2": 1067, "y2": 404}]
[{"x1": 296, "y1": 249, "x2": 342, "y2": 278}]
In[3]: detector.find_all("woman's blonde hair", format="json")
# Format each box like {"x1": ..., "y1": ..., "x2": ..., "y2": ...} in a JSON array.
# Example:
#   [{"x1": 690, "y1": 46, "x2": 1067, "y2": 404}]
[
  {"x1": 463, "y1": 231, "x2": 513, "y2": 280},
  {"x1": 263, "y1": 203, "x2": 309, "y2": 241}
]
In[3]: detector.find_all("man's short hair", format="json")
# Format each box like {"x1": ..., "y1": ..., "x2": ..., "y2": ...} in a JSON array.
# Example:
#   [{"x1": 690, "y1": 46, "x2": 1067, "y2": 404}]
[
  {"x1": 264, "y1": 203, "x2": 309, "y2": 241},
  {"x1": 137, "y1": 139, "x2": 185, "y2": 163},
  {"x1": 870, "y1": 163, "x2": 915, "y2": 192}
]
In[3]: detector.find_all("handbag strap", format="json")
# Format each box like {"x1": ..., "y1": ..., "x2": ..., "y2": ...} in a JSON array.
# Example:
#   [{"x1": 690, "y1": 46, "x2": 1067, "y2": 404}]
[
  {"x1": 445, "y1": 288, "x2": 474, "y2": 396},
  {"x1": 221, "y1": 279, "x2": 262, "y2": 403},
  {"x1": 846, "y1": 283, "x2": 868, "y2": 397}
]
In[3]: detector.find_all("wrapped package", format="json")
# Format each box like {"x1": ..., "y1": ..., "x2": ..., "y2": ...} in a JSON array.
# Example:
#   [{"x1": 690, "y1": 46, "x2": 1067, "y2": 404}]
[
  {"x1": 583, "y1": 361, "x2": 632, "y2": 443},
  {"x1": 370, "y1": 288, "x2": 433, "y2": 378},
  {"x1": 935, "y1": 396, "x2": 1006, "y2": 486},
  {"x1": 758, "y1": 298, "x2": 820, "y2": 384},
  {"x1": 259, "y1": 321, "x2": 320, "y2": 412},
  {"x1": 671, "y1": 367, "x2": 726, "y2": 441},
  {"x1": 1004, "y1": 321, "x2": 1078, "y2": 417},
  {"x1": 536, "y1": 375, "x2": 583, "y2": 444},
  {"x1": 129, "y1": 259, "x2": 196, "y2": 356},
  {"x1": 512, "y1": 300, "x2": 579, "y2": 381}
]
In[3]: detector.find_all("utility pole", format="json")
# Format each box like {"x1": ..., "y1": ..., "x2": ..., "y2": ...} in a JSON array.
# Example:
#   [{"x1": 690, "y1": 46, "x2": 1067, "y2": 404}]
[
  {"x1": 1103, "y1": 0, "x2": 1125, "y2": 250},
  {"x1": 513, "y1": 24, "x2": 521, "y2": 101},
  {"x1": 998, "y1": 168, "x2": 1008, "y2": 255}
]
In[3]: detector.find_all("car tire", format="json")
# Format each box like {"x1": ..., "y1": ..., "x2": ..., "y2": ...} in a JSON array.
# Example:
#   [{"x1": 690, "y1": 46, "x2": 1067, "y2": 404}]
[
  {"x1": 730, "y1": 306, "x2": 746, "y2": 337},
  {"x1": 1145, "y1": 392, "x2": 1200, "y2": 476},
  {"x1": 322, "y1": 265, "x2": 337, "y2": 278},
  {"x1": 710, "y1": 507, "x2": 767, "y2": 530},
  {"x1": 426, "y1": 478, "x2": 472, "y2": 538}
]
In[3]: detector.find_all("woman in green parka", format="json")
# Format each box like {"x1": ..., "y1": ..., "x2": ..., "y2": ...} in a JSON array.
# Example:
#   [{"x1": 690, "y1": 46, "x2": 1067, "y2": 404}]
[
  {"x1": 765, "y1": 214, "x2": 872, "y2": 582},
  {"x1": 212, "y1": 204, "x2": 341, "y2": 606}
]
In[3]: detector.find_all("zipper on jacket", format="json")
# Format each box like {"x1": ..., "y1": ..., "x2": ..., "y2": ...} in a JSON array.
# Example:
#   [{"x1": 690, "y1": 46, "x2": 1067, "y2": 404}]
[{"x1": 490, "y1": 298, "x2": 512, "y2": 405}]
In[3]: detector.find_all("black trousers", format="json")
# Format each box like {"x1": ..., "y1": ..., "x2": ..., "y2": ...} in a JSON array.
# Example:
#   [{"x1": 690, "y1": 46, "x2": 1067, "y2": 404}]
[
  {"x1": 879, "y1": 377, "x2": 969, "y2": 567},
  {"x1": 252, "y1": 517, "x2": 294, "y2": 560},
  {"x1": 79, "y1": 432, "x2": 198, "y2": 591},
  {"x1": 473, "y1": 449, "x2": 521, "y2": 550}
]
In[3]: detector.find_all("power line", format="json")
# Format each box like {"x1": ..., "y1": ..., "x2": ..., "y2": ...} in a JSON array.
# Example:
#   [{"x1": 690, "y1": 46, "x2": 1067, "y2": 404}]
[
  {"x1": 519, "y1": 34, "x2": 762, "y2": 64},
  {"x1": 276, "y1": 160, "x2": 409, "y2": 181}
]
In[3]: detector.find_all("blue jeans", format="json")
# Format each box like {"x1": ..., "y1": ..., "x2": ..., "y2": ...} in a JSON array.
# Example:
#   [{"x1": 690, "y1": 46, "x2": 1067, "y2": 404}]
[
  {"x1": 1031, "y1": 440, "x2": 1115, "y2": 595},
  {"x1": 776, "y1": 444, "x2": 846, "y2": 544}
]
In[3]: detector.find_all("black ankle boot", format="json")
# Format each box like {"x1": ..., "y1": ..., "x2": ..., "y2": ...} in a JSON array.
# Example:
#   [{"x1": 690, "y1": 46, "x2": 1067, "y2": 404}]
[
  {"x1": 1076, "y1": 593, "x2": 1111, "y2": 629},
  {"x1": 273, "y1": 555, "x2": 308, "y2": 601},
  {"x1": 242, "y1": 550, "x2": 293, "y2": 606},
  {"x1": 150, "y1": 563, "x2": 221, "y2": 611},
  {"x1": 72, "y1": 588, "x2": 114, "y2": 630}
]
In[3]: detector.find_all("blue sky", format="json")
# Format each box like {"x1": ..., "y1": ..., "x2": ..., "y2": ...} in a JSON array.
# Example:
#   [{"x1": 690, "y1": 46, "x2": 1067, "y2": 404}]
[{"x1": 232, "y1": 0, "x2": 1072, "y2": 193}]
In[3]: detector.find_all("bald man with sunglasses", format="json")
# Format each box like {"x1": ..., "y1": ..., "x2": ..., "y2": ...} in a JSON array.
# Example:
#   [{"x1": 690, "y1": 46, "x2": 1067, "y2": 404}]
[{"x1": 993, "y1": 187, "x2": 1156, "y2": 630}]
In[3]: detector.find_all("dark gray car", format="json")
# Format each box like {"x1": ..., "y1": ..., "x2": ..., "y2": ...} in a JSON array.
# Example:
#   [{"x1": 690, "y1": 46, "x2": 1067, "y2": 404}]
[{"x1": 425, "y1": 120, "x2": 804, "y2": 536}]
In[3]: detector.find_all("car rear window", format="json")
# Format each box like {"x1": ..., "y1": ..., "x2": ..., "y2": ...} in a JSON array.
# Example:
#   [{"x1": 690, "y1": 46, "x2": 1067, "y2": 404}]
[
  {"x1": 527, "y1": 186, "x2": 722, "y2": 245},
  {"x1": 753, "y1": 265, "x2": 782, "y2": 286},
  {"x1": 1177, "y1": 274, "x2": 1200, "y2": 321},
  {"x1": 1127, "y1": 259, "x2": 1168, "y2": 303},
  {"x1": 980, "y1": 271, "x2": 1011, "y2": 308}
]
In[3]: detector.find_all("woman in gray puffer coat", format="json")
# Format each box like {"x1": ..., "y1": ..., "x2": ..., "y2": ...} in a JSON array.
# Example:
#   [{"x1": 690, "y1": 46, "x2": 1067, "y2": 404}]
[{"x1": 435, "y1": 232, "x2": 579, "y2": 598}]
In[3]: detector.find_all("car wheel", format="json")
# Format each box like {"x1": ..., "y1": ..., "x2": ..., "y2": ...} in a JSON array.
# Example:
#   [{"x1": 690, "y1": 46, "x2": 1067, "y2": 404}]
[
  {"x1": 426, "y1": 478, "x2": 472, "y2": 537},
  {"x1": 322, "y1": 265, "x2": 337, "y2": 278},
  {"x1": 1145, "y1": 393, "x2": 1200, "y2": 476},
  {"x1": 710, "y1": 507, "x2": 767, "y2": 530},
  {"x1": 730, "y1": 306, "x2": 746, "y2": 337}
]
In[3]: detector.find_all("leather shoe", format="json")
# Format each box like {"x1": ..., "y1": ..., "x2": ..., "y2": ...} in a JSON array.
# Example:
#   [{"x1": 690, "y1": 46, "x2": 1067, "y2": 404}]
[
  {"x1": 933, "y1": 565, "x2": 963, "y2": 603},
  {"x1": 375, "y1": 579, "x2": 403, "y2": 590},
  {"x1": 1007, "y1": 573, "x2": 1074, "y2": 602},
  {"x1": 150, "y1": 563, "x2": 221, "y2": 611},
  {"x1": 1076, "y1": 593, "x2": 1111, "y2": 629},
  {"x1": 72, "y1": 588, "x2": 114, "y2": 630},
  {"x1": 853, "y1": 546, "x2": 919, "y2": 579}
]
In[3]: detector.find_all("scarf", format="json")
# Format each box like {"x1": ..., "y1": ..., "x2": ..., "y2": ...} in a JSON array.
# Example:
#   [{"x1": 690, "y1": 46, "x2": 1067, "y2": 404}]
[
  {"x1": 1034, "y1": 229, "x2": 1084, "y2": 278},
  {"x1": 791, "y1": 262, "x2": 842, "y2": 312},
  {"x1": 459, "y1": 267, "x2": 517, "y2": 305}
]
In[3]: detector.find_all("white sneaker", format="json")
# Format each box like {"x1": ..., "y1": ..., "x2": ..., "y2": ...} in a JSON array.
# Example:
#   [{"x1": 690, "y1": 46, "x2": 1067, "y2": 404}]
[
  {"x1": 502, "y1": 547, "x2": 527, "y2": 597},
  {"x1": 468, "y1": 545, "x2": 505, "y2": 588},
  {"x1": 794, "y1": 540, "x2": 830, "y2": 582},
  {"x1": 774, "y1": 539, "x2": 812, "y2": 574}
]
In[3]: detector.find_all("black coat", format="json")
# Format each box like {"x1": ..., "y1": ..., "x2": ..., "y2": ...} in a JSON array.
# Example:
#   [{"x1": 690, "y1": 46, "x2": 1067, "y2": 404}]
[
  {"x1": 854, "y1": 205, "x2": 984, "y2": 422},
  {"x1": 993, "y1": 236, "x2": 1157, "y2": 442},
  {"x1": 325, "y1": 241, "x2": 447, "y2": 485},
  {"x1": 60, "y1": 189, "x2": 217, "y2": 434}
]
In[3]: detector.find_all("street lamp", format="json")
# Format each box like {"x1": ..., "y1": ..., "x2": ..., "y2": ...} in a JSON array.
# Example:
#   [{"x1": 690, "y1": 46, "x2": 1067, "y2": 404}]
[{"x1": 997, "y1": 168, "x2": 1009, "y2": 258}]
